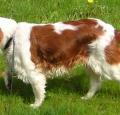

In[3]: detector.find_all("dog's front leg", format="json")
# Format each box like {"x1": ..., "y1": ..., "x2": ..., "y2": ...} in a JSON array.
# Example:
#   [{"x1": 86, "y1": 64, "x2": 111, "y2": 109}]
[{"x1": 29, "y1": 71, "x2": 46, "y2": 108}]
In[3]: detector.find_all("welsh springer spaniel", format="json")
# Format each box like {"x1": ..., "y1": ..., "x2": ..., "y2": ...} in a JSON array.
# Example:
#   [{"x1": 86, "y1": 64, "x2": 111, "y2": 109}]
[{"x1": 0, "y1": 17, "x2": 120, "y2": 108}]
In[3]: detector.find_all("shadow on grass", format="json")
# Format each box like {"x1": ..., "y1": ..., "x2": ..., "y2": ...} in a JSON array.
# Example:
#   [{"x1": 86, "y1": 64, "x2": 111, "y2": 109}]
[
  {"x1": 0, "y1": 78, "x2": 33, "y2": 103},
  {"x1": 0, "y1": 67, "x2": 89, "y2": 104},
  {"x1": 47, "y1": 75, "x2": 89, "y2": 94},
  {"x1": 0, "y1": 68, "x2": 120, "y2": 104}
]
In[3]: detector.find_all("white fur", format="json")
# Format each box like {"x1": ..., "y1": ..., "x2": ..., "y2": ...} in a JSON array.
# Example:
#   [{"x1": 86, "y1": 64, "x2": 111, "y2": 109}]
[
  {"x1": 53, "y1": 22, "x2": 77, "y2": 34},
  {"x1": 13, "y1": 22, "x2": 34, "y2": 83},
  {"x1": 0, "y1": 17, "x2": 17, "y2": 49},
  {"x1": 88, "y1": 19, "x2": 115, "y2": 79}
]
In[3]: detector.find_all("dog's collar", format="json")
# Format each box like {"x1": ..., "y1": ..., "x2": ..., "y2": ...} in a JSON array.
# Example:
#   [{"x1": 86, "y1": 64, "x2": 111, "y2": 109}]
[{"x1": 3, "y1": 37, "x2": 13, "y2": 50}]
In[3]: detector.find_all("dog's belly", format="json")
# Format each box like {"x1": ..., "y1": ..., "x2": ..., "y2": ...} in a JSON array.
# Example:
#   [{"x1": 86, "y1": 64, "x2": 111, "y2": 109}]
[
  {"x1": 14, "y1": 54, "x2": 68, "y2": 82},
  {"x1": 45, "y1": 66, "x2": 68, "y2": 78}
]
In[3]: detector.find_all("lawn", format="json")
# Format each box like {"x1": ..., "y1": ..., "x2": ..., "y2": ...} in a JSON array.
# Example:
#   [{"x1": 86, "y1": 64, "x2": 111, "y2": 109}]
[{"x1": 0, "y1": 0, "x2": 120, "y2": 115}]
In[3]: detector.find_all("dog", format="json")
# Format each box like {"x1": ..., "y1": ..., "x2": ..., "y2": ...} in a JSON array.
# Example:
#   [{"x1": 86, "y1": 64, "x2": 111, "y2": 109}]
[{"x1": 0, "y1": 17, "x2": 120, "y2": 108}]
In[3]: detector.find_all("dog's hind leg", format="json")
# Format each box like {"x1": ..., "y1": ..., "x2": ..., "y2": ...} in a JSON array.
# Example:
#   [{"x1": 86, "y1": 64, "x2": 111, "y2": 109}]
[
  {"x1": 81, "y1": 69, "x2": 101, "y2": 100},
  {"x1": 28, "y1": 71, "x2": 46, "y2": 108}
]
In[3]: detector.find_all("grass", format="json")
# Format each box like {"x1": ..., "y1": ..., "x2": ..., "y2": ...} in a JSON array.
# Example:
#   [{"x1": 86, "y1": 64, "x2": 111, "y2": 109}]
[{"x1": 0, "y1": 0, "x2": 120, "y2": 114}]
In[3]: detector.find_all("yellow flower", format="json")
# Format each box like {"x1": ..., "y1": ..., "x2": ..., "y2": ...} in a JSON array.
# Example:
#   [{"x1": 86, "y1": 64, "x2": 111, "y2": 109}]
[{"x1": 87, "y1": 0, "x2": 94, "y2": 3}]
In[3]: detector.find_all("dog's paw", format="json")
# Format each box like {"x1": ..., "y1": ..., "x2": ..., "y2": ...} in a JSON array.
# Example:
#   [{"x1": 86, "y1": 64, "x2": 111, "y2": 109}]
[
  {"x1": 30, "y1": 103, "x2": 40, "y2": 109},
  {"x1": 81, "y1": 96, "x2": 90, "y2": 100},
  {"x1": 30, "y1": 102, "x2": 42, "y2": 109}
]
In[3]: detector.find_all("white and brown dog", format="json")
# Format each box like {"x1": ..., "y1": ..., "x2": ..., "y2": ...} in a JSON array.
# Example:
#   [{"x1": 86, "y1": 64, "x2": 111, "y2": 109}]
[{"x1": 0, "y1": 17, "x2": 120, "y2": 108}]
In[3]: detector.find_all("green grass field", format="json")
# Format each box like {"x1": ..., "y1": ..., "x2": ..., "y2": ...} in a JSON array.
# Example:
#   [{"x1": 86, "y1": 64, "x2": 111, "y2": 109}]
[{"x1": 0, "y1": 0, "x2": 120, "y2": 115}]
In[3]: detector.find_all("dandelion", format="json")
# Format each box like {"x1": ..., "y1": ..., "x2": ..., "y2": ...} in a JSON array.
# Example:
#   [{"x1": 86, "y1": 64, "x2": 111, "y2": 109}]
[{"x1": 87, "y1": 0, "x2": 94, "y2": 3}]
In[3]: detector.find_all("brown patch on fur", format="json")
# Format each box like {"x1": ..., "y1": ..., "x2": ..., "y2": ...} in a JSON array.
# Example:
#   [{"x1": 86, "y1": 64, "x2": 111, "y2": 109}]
[
  {"x1": 105, "y1": 30, "x2": 120, "y2": 65},
  {"x1": 30, "y1": 19, "x2": 104, "y2": 71},
  {"x1": 64, "y1": 19, "x2": 97, "y2": 26},
  {"x1": 0, "y1": 28, "x2": 3, "y2": 43}
]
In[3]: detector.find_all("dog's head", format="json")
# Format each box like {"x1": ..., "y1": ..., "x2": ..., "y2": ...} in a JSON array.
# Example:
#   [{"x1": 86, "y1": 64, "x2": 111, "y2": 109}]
[{"x1": 0, "y1": 17, "x2": 17, "y2": 50}]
